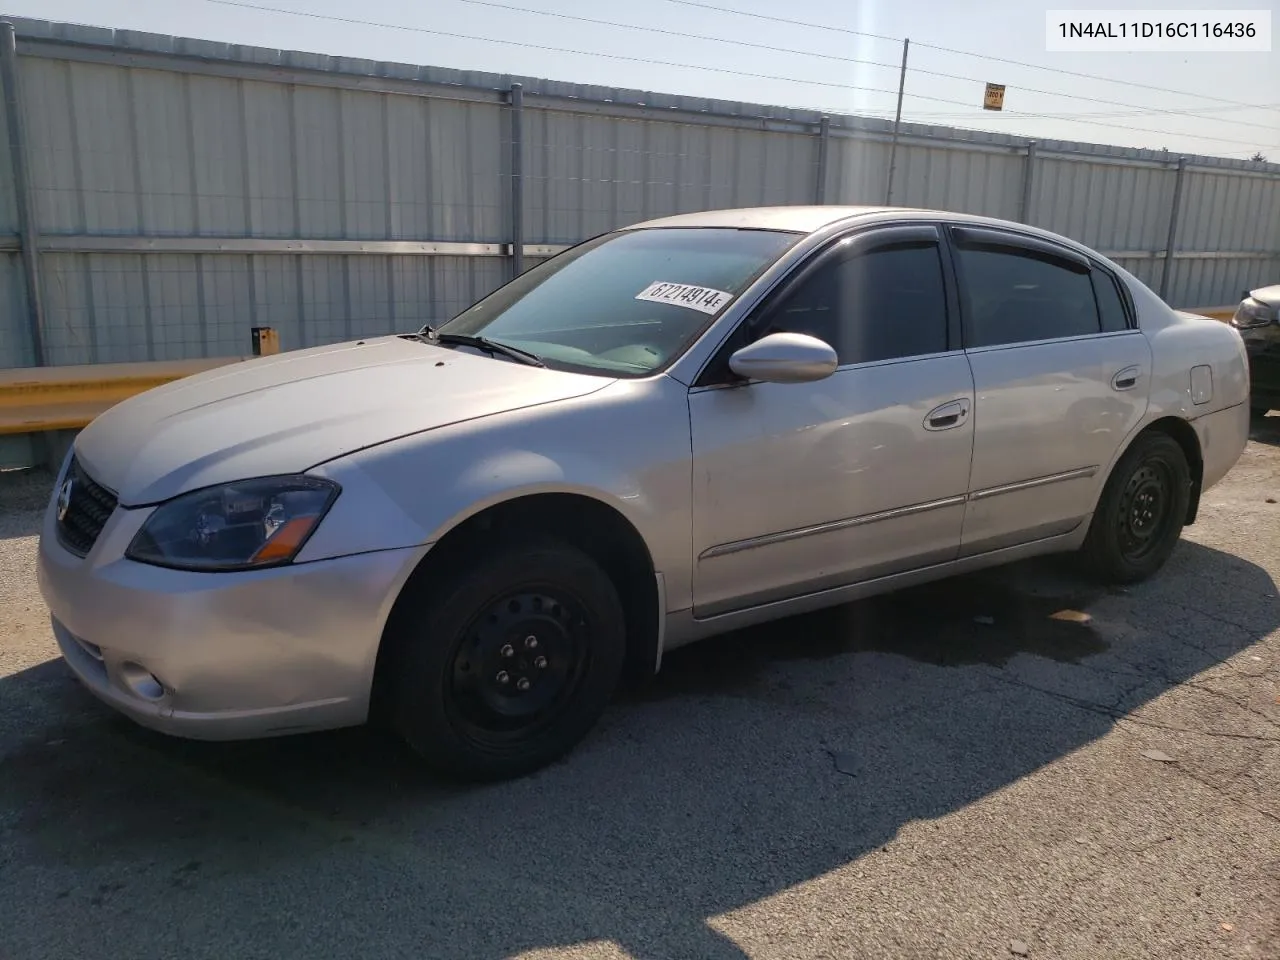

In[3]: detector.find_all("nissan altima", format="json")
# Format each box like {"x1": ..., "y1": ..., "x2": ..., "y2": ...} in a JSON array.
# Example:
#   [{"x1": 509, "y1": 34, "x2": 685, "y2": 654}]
[{"x1": 37, "y1": 205, "x2": 1251, "y2": 781}]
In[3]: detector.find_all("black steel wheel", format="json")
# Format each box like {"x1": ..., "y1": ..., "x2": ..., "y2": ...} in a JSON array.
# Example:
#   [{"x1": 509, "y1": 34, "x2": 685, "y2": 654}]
[
  {"x1": 446, "y1": 589, "x2": 591, "y2": 742},
  {"x1": 385, "y1": 540, "x2": 626, "y2": 781},
  {"x1": 1114, "y1": 461, "x2": 1174, "y2": 565},
  {"x1": 1081, "y1": 431, "x2": 1191, "y2": 584}
]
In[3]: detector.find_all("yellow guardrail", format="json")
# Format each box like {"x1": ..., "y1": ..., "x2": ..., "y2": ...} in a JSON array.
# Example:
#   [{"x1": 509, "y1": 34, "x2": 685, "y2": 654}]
[
  {"x1": 1188, "y1": 306, "x2": 1236, "y2": 322},
  {"x1": 0, "y1": 357, "x2": 248, "y2": 435},
  {"x1": 0, "y1": 327, "x2": 280, "y2": 437}
]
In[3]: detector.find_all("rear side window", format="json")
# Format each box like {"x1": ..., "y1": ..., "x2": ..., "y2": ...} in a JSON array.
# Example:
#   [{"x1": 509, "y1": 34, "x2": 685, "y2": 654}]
[
  {"x1": 759, "y1": 241, "x2": 949, "y2": 364},
  {"x1": 1091, "y1": 267, "x2": 1131, "y2": 333},
  {"x1": 956, "y1": 246, "x2": 1102, "y2": 348}
]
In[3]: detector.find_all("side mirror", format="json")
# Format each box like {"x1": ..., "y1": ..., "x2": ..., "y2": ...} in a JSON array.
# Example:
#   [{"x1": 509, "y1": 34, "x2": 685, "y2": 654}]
[{"x1": 728, "y1": 332, "x2": 839, "y2": 384}]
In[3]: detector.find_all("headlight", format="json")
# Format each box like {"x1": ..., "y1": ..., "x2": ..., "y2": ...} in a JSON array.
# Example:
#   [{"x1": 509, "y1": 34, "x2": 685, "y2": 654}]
[
  {"x1": 126, "y1": 476, "x2": 340, "y2": 571},
  {"x1": 1232, "y1": 298, "x2": 1276, "y2": 330}
]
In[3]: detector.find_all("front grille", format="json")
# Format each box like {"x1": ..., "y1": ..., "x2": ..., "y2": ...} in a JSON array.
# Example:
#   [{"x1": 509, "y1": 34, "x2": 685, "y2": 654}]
[{"x1": 55, "y1": 457, "x2": 118, "y2": 557}]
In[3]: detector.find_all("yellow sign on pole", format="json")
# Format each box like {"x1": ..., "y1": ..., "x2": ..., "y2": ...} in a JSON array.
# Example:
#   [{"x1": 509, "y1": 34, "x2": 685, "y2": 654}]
[{"x1": 983, "y1": 83, "x2": 1006, "y2": 111}]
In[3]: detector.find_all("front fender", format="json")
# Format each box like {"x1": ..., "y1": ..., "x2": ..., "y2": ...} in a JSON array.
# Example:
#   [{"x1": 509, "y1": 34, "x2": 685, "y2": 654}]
[
  {"x1": 294, "y1": 376, "x2": 697, "y2": 611},
  {"x1": 435, "y1": 448, "x2": 652, "y2": 537}
]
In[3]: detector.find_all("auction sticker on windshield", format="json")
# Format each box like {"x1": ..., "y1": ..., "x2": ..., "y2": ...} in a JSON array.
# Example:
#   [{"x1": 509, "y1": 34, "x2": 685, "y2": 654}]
[{"x1": 635, "y1": 281, "x2": 734, "y2": 315}]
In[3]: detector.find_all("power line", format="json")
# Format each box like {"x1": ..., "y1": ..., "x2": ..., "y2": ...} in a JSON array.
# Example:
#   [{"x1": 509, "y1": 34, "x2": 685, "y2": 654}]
[
  {"x1": 659, "y1": 0, "x2": 1280, "y2": 116},
  {"x1": 195, "y1": 0, "x2": 973, "y2": 109},
  {"x1": 198, "y1": 0, "x2": 1280, "y2": 152},
  {"x1": 918, "y1": 108, "x2": 1277, "y2": 150},
  {"x1": 910, "y1": 102, "x2": 1280, "y2": 123},
  {"x1": 904, "y1": 113, "x2": 1277, "y2": 151},
  {"x1": 447, "y1": 0, "x2": 1280, "y2": 134},
  {"x1": 906, "y1": 106, "x2": 1280, "y2": 125}
]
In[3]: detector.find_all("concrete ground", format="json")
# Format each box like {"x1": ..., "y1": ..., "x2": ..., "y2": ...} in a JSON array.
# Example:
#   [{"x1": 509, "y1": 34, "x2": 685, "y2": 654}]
[{"x1": 2, "y1": 416, "x2": 1278, "y2": 960}]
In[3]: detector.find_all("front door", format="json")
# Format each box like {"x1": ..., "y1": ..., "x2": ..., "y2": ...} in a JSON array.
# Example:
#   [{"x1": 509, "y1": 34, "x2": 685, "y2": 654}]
[
  {"x1": 947, "y1": 225, "x2": 1152, "y2": 556},
  {"x1": 689, "y1": 224, "x2": 976, "y2": 618}
]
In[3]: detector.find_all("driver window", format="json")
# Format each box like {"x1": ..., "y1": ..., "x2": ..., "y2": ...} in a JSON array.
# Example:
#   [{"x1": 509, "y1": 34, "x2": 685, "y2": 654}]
[{"x1": 755, "y1": 240, "x2": 950, "y2": 365}]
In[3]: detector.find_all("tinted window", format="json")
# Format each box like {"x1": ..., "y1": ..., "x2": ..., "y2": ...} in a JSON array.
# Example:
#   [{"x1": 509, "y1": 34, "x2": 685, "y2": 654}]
[
  {"x1": 440, "y1": 227, "x2": 799, "y2": 376},
  {"x1": 1091, "y1": 267, "x2": 1130, "y2": 333},
  {"x1": 757, "y1": 242, "x2": 949, "y2": 364},
  {"x1": 956, "y1": 246, "x2": 1102, "y2": 348}
]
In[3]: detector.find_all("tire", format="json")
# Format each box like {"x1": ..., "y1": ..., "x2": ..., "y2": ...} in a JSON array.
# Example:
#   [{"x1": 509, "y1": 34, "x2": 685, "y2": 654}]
[
  {"x1": 1080, "y1": 431, "x2": 1191, "y2": 585},
  {"x1": 385, "y1": 539, "x2": 626, "y2": 782}
]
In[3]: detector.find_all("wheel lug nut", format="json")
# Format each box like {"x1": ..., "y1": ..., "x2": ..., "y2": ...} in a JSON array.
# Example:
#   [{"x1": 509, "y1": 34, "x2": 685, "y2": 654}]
[
  {"x1": 534, "y1": 656, "x2": 547, "y2": 669},
  {"x1": 525, "y1": 635, "x2": 538, "y2": 649},
  {"x1": 495, "y1": 670, "x2": 510, "y2": 684},
  {"x1": 500, "y1": 644, "x2": 514, "y2": 657},
  {"x1": 516, "y1": 677, "x2": 531, "y2": 691}
]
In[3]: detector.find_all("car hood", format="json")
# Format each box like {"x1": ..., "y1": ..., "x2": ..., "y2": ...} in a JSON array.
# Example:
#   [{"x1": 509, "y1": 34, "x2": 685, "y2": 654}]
[
  {"x1": 1249, "y1": 284, "x2": 1280, "y2": 307},
  {"x1": 74, "y1": 335, "x2": 612, "y2": 505}
]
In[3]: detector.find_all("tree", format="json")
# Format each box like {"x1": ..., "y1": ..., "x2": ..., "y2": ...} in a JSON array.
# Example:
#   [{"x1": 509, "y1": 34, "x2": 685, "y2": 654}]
[{"x1": 1250, "y1": 152, "x2": 1267, "y2": 162}]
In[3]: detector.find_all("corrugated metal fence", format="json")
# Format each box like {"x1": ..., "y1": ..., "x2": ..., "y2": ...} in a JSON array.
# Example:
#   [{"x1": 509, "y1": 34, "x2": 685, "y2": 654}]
[{"x1": 2, "y1": 15, "x2": 1278, "y2": 369}]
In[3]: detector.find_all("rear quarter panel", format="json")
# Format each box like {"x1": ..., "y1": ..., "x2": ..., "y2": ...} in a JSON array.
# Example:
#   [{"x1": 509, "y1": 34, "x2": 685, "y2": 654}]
[
  {"x1": 1144, "y1": 313, "x2": 1250, "y2": 419},
  {"x1": 1148, "y1": 314, "x2": 1250, "y2": 491},
  {"x1": 1049, "y1": 266, "x2": 1251, "y2": 520},
  {"x1": 1101, "y1": 271, "x2": 1250, "y2": 498}
]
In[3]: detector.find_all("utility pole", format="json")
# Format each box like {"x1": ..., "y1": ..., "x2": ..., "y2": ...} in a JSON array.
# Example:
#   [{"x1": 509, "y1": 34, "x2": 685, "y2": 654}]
[
  {"x1": 509, "y1": 82, "x2": 524, "y2": 279},
  {"x1": 1159, "y1": 156, "x2": 1188, "y2": 302},
  {"x1": 885, "y1": 37, "x2": 909, "y2": 206}
]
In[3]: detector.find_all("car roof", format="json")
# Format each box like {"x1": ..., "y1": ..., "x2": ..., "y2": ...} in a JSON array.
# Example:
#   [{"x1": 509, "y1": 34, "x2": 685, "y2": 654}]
[
  {"x1": 623, "y1": 205, "x2": 904, "y2": 233},
  {"x1": 623, "y1": 205, "x2": 1108, "y2": 262}
]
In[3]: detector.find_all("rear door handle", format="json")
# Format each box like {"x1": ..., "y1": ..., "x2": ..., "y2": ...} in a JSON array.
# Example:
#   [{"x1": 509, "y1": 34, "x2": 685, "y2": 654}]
[
  {"x1": 924, "y1": 398, "x2": 971, "y2": 431},
  {"x1": 1111, "y1": 366, "x2": 1140, "y2": 391}
]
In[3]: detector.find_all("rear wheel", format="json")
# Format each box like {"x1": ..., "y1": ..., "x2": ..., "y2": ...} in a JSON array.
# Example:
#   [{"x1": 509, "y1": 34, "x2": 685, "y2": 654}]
[
  {"x1": 1080, "y1": 431, "x2": 1191, "y2": 584},
  {"x1": 385, "y1": 540, "x2": 626, "y2": 782}
]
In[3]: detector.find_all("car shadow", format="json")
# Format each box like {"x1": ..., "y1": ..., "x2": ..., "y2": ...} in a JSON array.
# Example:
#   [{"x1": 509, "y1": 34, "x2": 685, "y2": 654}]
[
  {"x1": 1251, "y1": 409, "x2": 1280, "y2": 447},
  {"x1": 2, "y1": 537, "x2": 1276, "y2": 960}
]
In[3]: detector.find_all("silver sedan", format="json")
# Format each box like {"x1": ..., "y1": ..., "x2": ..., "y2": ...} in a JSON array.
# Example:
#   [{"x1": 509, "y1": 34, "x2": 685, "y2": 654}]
[{"x1": 37, "y1": 205, "x2": 1251, "y2": 781}]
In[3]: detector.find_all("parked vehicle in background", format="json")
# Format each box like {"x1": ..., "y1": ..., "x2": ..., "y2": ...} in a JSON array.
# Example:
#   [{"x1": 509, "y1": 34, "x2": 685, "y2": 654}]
[
  {"x1": 1232, "y1": 284, "x2": 1280, "y2": 414},
  {"x1": 37, "y1": 206, "x2": 1252, "y2": 782}
]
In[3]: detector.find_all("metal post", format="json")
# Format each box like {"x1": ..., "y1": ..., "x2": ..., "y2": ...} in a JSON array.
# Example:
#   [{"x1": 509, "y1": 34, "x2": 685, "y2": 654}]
[
  {"x1": 0, "y1": 22, "x2": 45, "y2": 366},
  {"x1": 884, "y1": 38, "x2": 909, "y2": 206},
  {"x1": 1159, "y1": 156, "x2": 1187, "y2": 302},
  {"x1": 815, "y1": 116, "x2": 830, "y2": 204},
  {"x1": 1020, "y1": 141, "x2": 1038, "y2": 223},
  {"x1": 509, "y1": 82, "x2": 524, "y2": 279}
]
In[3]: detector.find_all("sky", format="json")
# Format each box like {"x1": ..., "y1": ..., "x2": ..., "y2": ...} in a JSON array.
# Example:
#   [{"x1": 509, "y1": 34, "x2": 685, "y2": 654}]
[{"x1": 5, "y1": 0, "x2": 1279, "y2": 161}]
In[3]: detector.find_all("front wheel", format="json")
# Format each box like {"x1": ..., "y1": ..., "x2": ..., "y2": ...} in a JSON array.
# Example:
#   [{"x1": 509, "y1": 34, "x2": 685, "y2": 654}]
[
  {"x1": 385, "y1": 540, "x2": 626, "y2": 782},
  {"x1": 1080, "y1": 431, "x2": 1191, "y2": 585}
]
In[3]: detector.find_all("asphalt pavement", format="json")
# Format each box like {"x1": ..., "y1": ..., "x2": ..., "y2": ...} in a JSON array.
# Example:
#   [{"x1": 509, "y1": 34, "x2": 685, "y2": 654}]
[{"x1": 2, "y1": 416, "x2": 1278, "y2": 960}]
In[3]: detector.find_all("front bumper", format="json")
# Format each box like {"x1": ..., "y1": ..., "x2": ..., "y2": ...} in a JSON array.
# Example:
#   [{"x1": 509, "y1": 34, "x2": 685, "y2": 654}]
[
  {"x1": 1245, "y1": 352, "x2": 1279, "y2": 412},
  {"x1": 1243, "y1": 329, "x2": 1280, "y2": 411},
  {"x1": 36, "y1": 482, "x2": 426, "y2": 740}
]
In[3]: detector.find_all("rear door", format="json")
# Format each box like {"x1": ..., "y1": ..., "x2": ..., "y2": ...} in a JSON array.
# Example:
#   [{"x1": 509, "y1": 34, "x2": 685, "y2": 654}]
[{"x1": 947, "y1": 225, "x2": 1151, "y2": 556}]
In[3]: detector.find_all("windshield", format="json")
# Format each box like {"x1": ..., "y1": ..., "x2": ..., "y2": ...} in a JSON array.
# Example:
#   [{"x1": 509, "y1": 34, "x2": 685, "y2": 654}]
[{"x1": 435, "y1": 227, "x2": 801, "y2": 376}]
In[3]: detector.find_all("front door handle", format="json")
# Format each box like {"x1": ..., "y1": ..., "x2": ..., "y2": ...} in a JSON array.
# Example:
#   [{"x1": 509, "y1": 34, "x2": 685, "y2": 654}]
[
  {"x1": 924, "y1": 398, "x2": 971, "y2": 431},
  {"x1": 1111, "y1": 366, "x2": 1140, "y2": 391}
]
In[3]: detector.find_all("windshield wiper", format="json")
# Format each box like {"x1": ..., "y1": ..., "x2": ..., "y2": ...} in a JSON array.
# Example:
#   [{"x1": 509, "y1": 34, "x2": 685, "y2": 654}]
[{"x1": 423, "y1": 327, "x2": 545, "y2": 367}]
